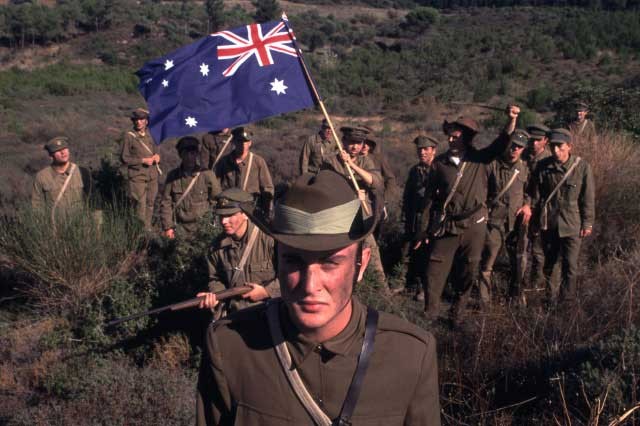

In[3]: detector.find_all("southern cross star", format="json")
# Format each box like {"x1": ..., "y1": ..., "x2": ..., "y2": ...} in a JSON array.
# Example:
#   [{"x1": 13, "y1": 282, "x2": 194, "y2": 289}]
[
  {"x1": 162, "y1": 79, "x2": 169, "y2": 88},
  {"x1": 185, "y1": 116, "x2": 198, "y2": 127},
  {"x1": 270, "y1": 78, "x2": 287, "y2": 95},
  {"x1": 164, "y1": 59, "x2": 174, "y2": 70},
  {"x1": 200, "y1": 63, "x2": 210, "y2": 77}
]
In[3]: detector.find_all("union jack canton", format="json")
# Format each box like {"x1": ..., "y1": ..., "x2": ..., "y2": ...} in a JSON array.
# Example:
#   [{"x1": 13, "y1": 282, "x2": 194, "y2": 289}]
[{"x1": 137, "y1": 17, "x2": 316, "y2": 144}]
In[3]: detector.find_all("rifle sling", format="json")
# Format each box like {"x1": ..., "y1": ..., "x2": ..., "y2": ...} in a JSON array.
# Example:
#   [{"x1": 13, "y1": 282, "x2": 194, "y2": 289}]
[
  {"x1": 266, "y1": 302, "x2": 379, "y2": 426},
  {"x1": 229, "y1": 225, "x2": 260, "y2": 287},
  {"x1": 173, "y1": 172, "x2": 201, "y2": 213}
]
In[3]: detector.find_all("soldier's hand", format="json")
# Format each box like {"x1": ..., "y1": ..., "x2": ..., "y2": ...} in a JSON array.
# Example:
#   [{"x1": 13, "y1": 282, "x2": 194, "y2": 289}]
[
  {"x1": 413, "y1": 238, "x2": 428, "y2": 250},
  {"x1": 516, "y1": 204, "x2": 532, "y2": 225},
  {"x1": 357, "y1": 189, "x2": 366, "y2": 202},
  {"x1": 153, "y1": 153, "x2": 161, "y2": 163},
  {"x1": 197, "y1": 292, "x2": 218, "y2": 309},
  {"x1": 164, "y1": 228, "x2": 175, "y2": 239},
  {"x1": 142, "y1": 156, "x2": 155, "y2": 166},
  {"x1": 507, "y1": 105, "x2": 520, "y2": 119},
  {"x1": 242, "y1": 283, "x2": 270, "y2": 302},
  {"x1": 339, "y1": 150, "x2": 352, "y2": 165},
  {"x1": 580, "y1": 227, "x2": 593, "y2": 238}
]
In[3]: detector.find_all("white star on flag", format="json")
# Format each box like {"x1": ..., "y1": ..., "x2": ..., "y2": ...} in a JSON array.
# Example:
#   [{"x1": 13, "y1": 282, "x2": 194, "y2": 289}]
[
  {"x1": 164, "y1": 60, "x2": 174, "y2": 70},
  {"x1": 185, "y1": 116, "x2": 198, "y2": 127},
  {"x1": 145, "y1": 78, "x2": 153, "y2": 84},
  {"x1": 200, "y1": 63, "x2": 210, "y2": 76},
  {"x1": 270, "y1": 78, "x2": 287, "y2": 95},
  {"x1": 162, "y1": 79, "x2": 169, "y2": 88}
]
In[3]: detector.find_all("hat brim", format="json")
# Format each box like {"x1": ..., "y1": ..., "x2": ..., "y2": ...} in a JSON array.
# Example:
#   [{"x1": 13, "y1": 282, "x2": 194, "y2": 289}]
[
  {"x1": 242, "y1": 202, "x2": 378, "y2": 252},
  {"x1": 442, "y1": 120, "x2": 478, "y2": 135},
  {"x1": 46, "y1": 145, "x2": 68, "y2": 154}
]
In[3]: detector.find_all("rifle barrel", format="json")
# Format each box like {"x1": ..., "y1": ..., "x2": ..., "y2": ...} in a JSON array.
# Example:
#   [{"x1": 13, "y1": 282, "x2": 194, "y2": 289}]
[{"x1": 105, "y1": 285, "x2": 253, "y2": 328}]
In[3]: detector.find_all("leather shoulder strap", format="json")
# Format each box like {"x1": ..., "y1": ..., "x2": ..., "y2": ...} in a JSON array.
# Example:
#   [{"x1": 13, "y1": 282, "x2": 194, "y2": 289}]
[
  {"x1": 173, "y1": 172, "x2": 201, "y2": 212},
  {"x1": 241, "y1": 152, "x2": 254, "y2": 191}
]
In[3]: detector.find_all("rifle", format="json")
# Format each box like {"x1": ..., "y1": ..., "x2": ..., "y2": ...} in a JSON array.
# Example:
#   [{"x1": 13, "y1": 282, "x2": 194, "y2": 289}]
[
  {"x1": 105, "y1": 285, "x2": 252, "y2": 328},
  {"x1": 449, "y1": 101, "x2": 506, "y2": 112}
]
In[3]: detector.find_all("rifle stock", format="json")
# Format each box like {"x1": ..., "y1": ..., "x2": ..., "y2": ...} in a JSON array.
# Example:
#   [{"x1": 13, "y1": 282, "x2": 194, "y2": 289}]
[{"x1": 105, "y1": 285, "x2": 252, "y2": 328}]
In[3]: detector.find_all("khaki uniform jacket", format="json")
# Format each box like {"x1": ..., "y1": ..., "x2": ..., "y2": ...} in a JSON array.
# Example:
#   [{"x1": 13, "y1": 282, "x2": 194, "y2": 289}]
[
  {"x1": 196, "y1": 297, "x2": 441, "y2": 425},
  {"x1": 299, "y1": 133, "x2": 336, "y2": 175},
  {"x1": 120, "y1": 130, "x2": 159, "y2": 182},
  {"x1": 207, "y1": 222, "x2": 280, "y2": 313},
  {"x1": 403, "y1": 163, "x2": 432, "y2": 236},
  {"x1": 31, "y1": 163, "x2": 91, "y2": 212},
  {"x1": 486, "y1": 158, "x2": 529, "y2": 232},
  {"x1": 201, "y1": 132, "x2": 230, "y2": 171},
  {"x1": 528, "y1": 155, "x2": 595, "y2": 238},
  {"x1": 420, "y1": 132, "x2": 511, "y2": 237},
  {"x1": 159, "y1": 167, "x2": 221, "y2": 231},
  {"x1": 569, "y1": 119, "x2": 596, "y2": 139},
  {"x1": 215, "y1": 152, "x2": 274, "y2": 202}
]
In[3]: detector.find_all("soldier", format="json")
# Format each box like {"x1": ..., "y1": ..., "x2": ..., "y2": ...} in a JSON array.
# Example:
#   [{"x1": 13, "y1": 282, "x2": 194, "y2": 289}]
[
  {"x1": 478, "y1": 129, "x2": 531, "y2": 306},
  {"x1": 522, "y1": 129, "x2": 595, "y2": 302},
  {"x1": 160, "y1": 136, "x2": 222, "y2": 239},
  {"x1": 120, "y1": 108, "x2": 160, "y2": 230},
  {"x1": 362, "y1": 136, "x2": 397, "y2": 229},
  {"x1": 200, "y1": 128, "x2": 231, "y2": 171},
  {"x1": 196, "y1": 170, "x2": 441, "y2": 425},
  {"x1": 298, "y1": 119, "x2": 335, "y2": 175},
  {"x1": 524, "y1": 124, "x2": 557, "y2": 292},
  {"x1": 398, "y1": 135, "x2": 439, "y2": 301},
  {"x1": 569, "y1": 101, "x2": 596, "y2": 139},
  {"x1": 322, "y1": 126, "x2": 387, "y2": 288},
  {"x1": 197, "y1": 188, "x2": 279, "y2": 318},
  {"x1": 32, "y1": 136, "x2": 92, "y2": 217},
  {"x1": 417, "y1": 106, "x2": 519, "y2": 324},
  {"x1": 215, "y1": 127, "x2": 274, "y2": 216}
]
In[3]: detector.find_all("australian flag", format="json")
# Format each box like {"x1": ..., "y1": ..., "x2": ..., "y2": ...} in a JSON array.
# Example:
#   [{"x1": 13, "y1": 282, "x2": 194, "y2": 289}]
[{"x1": 136, "y1": 17, "x2": 316, "y2": 144}]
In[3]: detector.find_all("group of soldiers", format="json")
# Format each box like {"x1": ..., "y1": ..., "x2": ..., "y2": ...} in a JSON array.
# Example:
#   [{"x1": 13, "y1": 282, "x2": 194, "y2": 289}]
[{"x1": 29, "y1": 101, "x2": 596, "y2": 425}]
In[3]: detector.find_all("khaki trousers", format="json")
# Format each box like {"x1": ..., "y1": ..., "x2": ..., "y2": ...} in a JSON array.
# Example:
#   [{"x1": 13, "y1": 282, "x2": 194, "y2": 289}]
[
  {"x1": 129, "y1": 177, "x2": 158, "y2": 230},
  {"x1": 542, "y1": 229, "x2": 582, "y2": 301}
]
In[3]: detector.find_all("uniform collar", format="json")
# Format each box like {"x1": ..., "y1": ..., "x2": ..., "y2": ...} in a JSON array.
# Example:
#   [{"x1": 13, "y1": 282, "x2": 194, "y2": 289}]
[{"x1": 283, "y1": 297, "x2": 365, "y2": 368}]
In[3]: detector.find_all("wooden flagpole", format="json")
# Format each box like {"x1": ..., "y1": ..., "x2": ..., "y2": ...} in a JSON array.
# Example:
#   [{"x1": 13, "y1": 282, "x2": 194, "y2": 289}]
[{"x1": 281, "y1": 13, "x2": 371, "y2": 216}]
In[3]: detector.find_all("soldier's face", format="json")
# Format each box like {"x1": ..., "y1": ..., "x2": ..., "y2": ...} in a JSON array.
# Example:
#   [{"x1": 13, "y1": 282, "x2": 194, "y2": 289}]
[
  {"x1": 552, "y1": 142, "x2": 572, "y2": 163},
  {"x1": 320, "y1": 127, "x2": 332, "y2": 140},
  {"x1": 418, "y1": 147, "x2": 435, "y2": 165},
  {"x1": 51, "y1": 148, "x2": 70, "y2": 164},
  {"x1": 180, "y1": 148, "x2": 198, "y2": 169},
  {"x1": 576, "y1": 110, "x2": 587, "y2": 122},
  {"x1": 507, "y1": 144, "x2": 525, "y2": 163},
  {"x1": 133, "y1": 118, "x2": 147, "y2": 131},
  {"x1": 447, "y1": 129, "x2": 465, "y2": 153},
  {"x1": 234, "y1": 140, "x2": 252, "y2": 156},
  {"x1": 278, "y1": 242, "x2": 370, "y2": 341},
  {"x1": 346, "y1": 141, "x2": 363, "y2": 157},
  {"x1": 361, "y1": 144, "x2": 370, "y2": 155},
  {"x1": 529, "y1": 137, "x2": 547, "y2": 155},
  {"x1": 220, "y1": 212, "x2": 248, "y2": 237}
]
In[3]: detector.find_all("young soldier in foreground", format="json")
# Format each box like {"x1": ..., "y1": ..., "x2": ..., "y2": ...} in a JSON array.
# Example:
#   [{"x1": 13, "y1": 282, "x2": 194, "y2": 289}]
[
  {"x1": 522, "y1": 129, "x2": 595, "y2": 302},
  {"x1": 196, "y1": 170, "x2": 440, "y2": 425},
  {"x1": 32, "y1": 136, "x2": 92, "y2": 216},
  {"x1": 160, "y1": 136, "x2": 221, "y2": 239}
]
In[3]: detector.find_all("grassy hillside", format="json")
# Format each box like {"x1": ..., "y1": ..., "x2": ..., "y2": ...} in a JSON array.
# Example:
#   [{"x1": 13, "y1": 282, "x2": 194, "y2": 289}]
[{"x1": 1, "y1": 1, "x2": 640, "y2": 424}]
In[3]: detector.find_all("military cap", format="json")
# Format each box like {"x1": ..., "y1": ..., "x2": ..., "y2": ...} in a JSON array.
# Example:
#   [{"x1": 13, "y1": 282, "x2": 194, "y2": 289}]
[
  {"x1": 527, "y1": 124, "x2": 550, "y2": 140},
  {"x1": 510, "y1": 129, "x2": 529, "y2": 148},
  {"x1": 242, "y1": 170, "x2": 377, "y2": 251},
  {"x1": 548, "y1": 128, "x2": 572, "y2": 145},
  {"x1": 413, "y1": 135, "x2": 439, "y2": 148},
  {"x1": 44, "y1": 136, "x2": 69, "y2": 154},
  {"x1": 575, "y1": 101, "x2": 589, "y2": 112},
  {"x1": 130, "y1": 108, "x2": 149, "y2": 120},
  {"x1": 232, "y1": 127, "x2": 253, "y2": 143},
  {"x1": 215, "y1": 188, "x2": 254, "y2": 215},
  {"x1": 340, "y1": 126, "x2": 369, "y2": 144},
  {"x1": 320, "y1": 119, "x2": 331, "y2": 129},
  {"x1": 442, "y1": 117, "x2": 480, "y2": 135},
  {"x1": 176, "y1": 136, "x2": 200, "y2": 153}
]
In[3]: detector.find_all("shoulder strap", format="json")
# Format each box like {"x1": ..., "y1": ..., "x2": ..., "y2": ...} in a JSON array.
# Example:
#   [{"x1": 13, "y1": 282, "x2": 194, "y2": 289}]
[
  {"x1": 53, "y1": 164, "x2": 77, "y2": 209},
  {"x1": 241, "y1": 152, "x2": 254, "y2": 191},
  {"x1": 489, "y1": 168, "x2": 520, "y2": 208},
  {"x1": 229, "y1": 225, "x2": 260, "y2": 287},
  {"x1": 211, "y1": 135, "x2": 233, "y2": 170},
  {"x1": 544, "y1": 157, "x2": 581, "y2": 207},
  {"x1": 173, "y1": 172, "x2": 201, "y2": 212},
  {"x1": 131, "y1": 132, "x2": 163, "y2": 176},
  {"x1": 442, "y1": 161, "x2": 467, "y2": 213},
  {"x1": 336, "y1": 307, "x2": 379, "y2": 426},
  {"x1": 266, "y1": 302, "x2": 333, "y2": 426}
]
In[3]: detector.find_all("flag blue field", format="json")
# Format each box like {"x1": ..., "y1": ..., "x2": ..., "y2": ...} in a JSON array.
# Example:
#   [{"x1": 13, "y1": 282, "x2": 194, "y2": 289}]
[{"x1": 136, "y1": 18, "x2": 316, "y2": 144}]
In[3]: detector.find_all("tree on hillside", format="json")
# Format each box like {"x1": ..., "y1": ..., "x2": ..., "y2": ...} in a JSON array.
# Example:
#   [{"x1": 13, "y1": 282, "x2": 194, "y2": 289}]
[
  {"x1": 205, "y1": 0, "x2": 224, "y2": 33},
  {"x1": 253, "y1": 0, "x2": 280, "y2": 23}
]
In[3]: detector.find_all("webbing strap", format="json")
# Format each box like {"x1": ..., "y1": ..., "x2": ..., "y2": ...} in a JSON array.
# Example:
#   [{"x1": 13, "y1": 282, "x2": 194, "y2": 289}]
[{"x1": 540, "y1": 157, "x2": 581, "y2": 230}]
